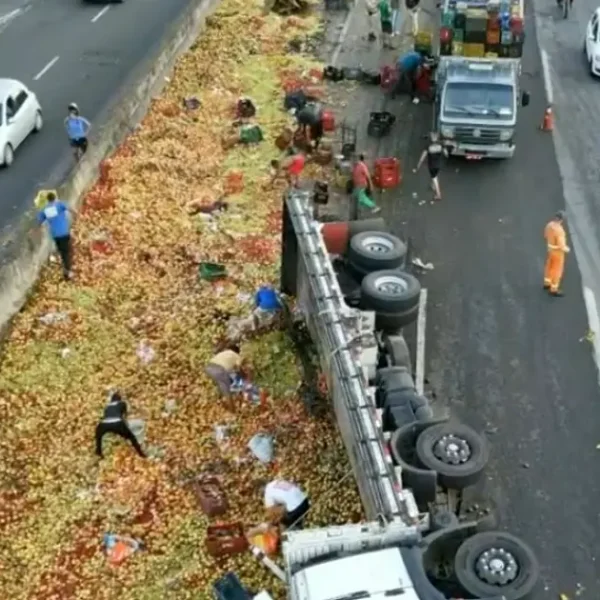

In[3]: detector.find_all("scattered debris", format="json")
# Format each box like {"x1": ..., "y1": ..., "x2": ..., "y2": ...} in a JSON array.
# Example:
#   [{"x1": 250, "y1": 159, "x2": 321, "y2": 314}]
[
  {"x1": 183, "y1": 96, "x2": 201, "y2": 110},
  {"x1": 103, "y1": 534, "x2": 143, "y2": 566},
  {"x1": 412, "y1": 257, "x2": 434, "y2": 271},
  {"x1": 39, "y1": 311, "x2": 69, "y2": 326},
  {"x1": 136, "y1": 341, "x2": 156, "y2": 365},
  {"x1": 248, "y1": 433, "x2": 274, "y2": 463}
]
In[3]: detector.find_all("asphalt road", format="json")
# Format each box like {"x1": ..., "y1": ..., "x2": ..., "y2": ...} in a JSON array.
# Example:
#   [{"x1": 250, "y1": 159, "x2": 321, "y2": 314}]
[
  {"x1": 324, "y1": 1, "x2": 600, "y2": 598},
  {"x1": 0, "y1": 0, "x2": 199, "y2": 237}
]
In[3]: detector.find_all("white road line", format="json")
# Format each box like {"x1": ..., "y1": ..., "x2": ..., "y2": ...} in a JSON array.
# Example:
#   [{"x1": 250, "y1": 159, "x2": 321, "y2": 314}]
[
  {"x1": 91, "y1": 5, "x2": 110, "y2": 23},
  {"x1": 415, "y1": 288, "x2": 428, "y2": 396},
  {"x1": 540, "y1": 48, "x2": 554, "y2": 105},
  {"x1": 33, "y1": 55, "x2": 59, "y2": 81},
  {"x1": 331, "y1": 9, "x2": 354, "y2": 67},
  {"x1": 583, "y1": 287, "x2": 600, "y2": 371},
  {"x1": 0, "y1": 8, "x2": 21, "y2": 24}
]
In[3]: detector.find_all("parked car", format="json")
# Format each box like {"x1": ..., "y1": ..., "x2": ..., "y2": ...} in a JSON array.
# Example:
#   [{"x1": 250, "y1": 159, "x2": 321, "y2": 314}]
[
  {"x1": 584, "y1": 8, "x2": 600, "y2": 75},
  {"x1": 0, "y1": 78, "x2": 43, "y2": 168}
]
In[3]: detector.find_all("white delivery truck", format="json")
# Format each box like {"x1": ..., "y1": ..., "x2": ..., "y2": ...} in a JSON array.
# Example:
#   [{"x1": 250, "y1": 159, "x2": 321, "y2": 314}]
[
  {"x1": 435, "y1": 0, "x2": 530, "y2": 159},
  {"x1": 273, "y1": 190, "x2": 539, "y2": 600}
]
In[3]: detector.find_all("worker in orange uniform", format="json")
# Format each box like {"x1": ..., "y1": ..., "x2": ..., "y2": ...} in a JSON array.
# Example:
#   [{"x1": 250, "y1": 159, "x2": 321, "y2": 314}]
[{"x1": 544, "y1": 210, "x2": 570, "y2": 297}]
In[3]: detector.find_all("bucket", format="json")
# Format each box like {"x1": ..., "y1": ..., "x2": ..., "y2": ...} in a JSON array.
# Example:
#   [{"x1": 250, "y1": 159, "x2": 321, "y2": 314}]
[{"x1": 128, "y1": 419, "x2": 146, "y2": 444}]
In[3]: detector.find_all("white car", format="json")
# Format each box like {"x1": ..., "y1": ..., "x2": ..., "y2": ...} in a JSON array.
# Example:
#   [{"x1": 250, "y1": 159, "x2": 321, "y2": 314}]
[
  {"x1": 0, "y1": 78, "x2": 43, "y2": 167},
  {"x1": 585, "y1": 9, "x2": 600, "y2": 75}
]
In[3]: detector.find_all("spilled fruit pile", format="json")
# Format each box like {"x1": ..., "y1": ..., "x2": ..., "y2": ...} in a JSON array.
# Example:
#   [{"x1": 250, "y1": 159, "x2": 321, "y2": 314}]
[{"x1": 0, "y1": 0, "x2": 361, "y2": 598}]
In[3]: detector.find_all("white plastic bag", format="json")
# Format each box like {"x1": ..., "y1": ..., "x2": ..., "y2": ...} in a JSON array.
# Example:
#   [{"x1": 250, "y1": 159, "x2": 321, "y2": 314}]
[{"x1": 248, "y1": 433, "x2": 274, "y2": 464}]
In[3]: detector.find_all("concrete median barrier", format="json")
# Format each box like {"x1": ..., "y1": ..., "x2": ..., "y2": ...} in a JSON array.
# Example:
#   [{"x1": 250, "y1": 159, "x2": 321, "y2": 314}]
[{"x1": 0, "y1": 0, "x2": 222, "y2": 339}]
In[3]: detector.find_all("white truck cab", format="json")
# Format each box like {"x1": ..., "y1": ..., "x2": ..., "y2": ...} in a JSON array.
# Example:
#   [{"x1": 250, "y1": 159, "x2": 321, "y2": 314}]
[{"x1": 290, "y1": 548, "x2": 419, "y2": 600}]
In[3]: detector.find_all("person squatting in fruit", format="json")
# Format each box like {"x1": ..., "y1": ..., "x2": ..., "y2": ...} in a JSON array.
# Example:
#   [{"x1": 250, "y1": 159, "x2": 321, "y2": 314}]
[
  {"x1": 95, "y1": 391, "x2": 146, "y2": 459},
  {"x1": 256, "y1": 479, "x2": 311, "y2": 530},
  {"x1": 36, "y1": 191, "x2": 75, "y2": 281},
  {"x1": 204, "y1": 345, "x2": 243, "y2": 398},
  {"x1": 270, "y1": 149, "x2": 306, "y2": 188}
]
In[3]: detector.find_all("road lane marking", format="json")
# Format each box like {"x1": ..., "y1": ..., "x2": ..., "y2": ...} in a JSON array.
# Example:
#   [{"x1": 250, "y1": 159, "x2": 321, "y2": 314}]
[
  {"x1": 33, "y1": 55, "x2": 59, "y2": 81},
  {"x1": 331, "y1": 9, "x2": 353, "y2": 67},
  {"x1": 0, "y1": 8, "x2": 21, "y2": 25},
  {"x1": 91, "y1": 5, "x2": 110, "y2": 23},
  {"x1": 415, "y1": 288, "x2": 427, "y2": 396},
  {"x1": 583, "y1": 287, "x2": 600, "y2": 370},
  {"x1": 540, "y1": 48, "x2": 554, "y2": 105}
]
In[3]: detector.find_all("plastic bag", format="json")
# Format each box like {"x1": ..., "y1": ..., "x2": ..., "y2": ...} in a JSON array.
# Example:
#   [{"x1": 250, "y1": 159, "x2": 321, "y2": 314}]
[
  {"x1": 103, "y1": 534, "x2": 141, "y2": 566},
  {"x1": 248, "y1": 434, "x2": 274, "y2": 464}
]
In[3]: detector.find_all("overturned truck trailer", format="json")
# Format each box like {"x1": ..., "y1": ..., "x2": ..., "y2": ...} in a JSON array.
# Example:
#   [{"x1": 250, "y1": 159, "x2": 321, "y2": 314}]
[{"x1": 278, "y1": 189, "x2": 539, "y2": 600}]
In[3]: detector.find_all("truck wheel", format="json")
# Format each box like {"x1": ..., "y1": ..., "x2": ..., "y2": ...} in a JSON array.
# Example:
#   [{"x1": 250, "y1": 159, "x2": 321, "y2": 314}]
[
  {"x1": 361, "y1": 270, "x2": 421, "y2": 313},
  {"x1": 382, "y1": 333, "x2": 412, "y2": 369},
  {"x1": 348, "y1": 232, "x2": 406, "y2": 275},
  {"x1": 414, "y1": 405, "x2": 434, "y2": 421},
  {"x1": 415, "y1": 422, "x2": 489, "y2": 489},
  {"x1": 375, "y1": 305, "x2": 419, "y2": 331},
  {"x1": 454, "y1": 532, "x2": 539, "y2": 600}
]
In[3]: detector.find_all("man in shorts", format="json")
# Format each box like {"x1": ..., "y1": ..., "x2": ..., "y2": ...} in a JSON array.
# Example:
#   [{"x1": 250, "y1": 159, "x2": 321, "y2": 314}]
[
  {"x1": 64, "y1": 103, "x2": 91, "y2": 160},
  {"x1": 414, "y1": 131, "x2": 448, "y2": 201},
  {"x1": 352, "y1": 154, "x2": 380, "y2": 214},
  {"x1": 36, "y1": 191, "x2": 75, "y2": 280}
]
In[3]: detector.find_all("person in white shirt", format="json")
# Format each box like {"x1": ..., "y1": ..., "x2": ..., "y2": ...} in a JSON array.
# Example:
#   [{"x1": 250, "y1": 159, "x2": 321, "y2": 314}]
[{"x1": 263, "y1": 479, "x2": 310, "y2": 530}]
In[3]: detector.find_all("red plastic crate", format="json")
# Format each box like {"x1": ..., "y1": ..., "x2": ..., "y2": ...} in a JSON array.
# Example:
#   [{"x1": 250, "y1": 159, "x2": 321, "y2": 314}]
[
  {"x1": 380, "y1": 65, "x2": 399, "y2": 92},
  {"x1": 322, "y1": 110, "x2": 336, "y2": 132},
  {"x1": 373, "y1": 158, "x2": 401, "y2": 190}
]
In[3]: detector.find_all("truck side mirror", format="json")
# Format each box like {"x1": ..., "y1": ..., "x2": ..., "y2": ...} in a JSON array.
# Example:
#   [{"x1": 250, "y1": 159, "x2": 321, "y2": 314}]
[{"x1": 521, "y1": 91, "x2": 530, "y2": 107}]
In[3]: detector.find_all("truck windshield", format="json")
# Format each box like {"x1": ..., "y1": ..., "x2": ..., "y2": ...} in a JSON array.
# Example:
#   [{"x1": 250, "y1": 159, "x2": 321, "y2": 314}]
[{"x1": 443, "y1": 82, "x2": 514, "y2": 121}]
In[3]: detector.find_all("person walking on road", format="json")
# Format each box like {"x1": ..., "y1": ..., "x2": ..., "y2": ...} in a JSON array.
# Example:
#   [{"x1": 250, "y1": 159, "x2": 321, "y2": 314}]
[
  {"x1": 365, "y1": 0, "x2": 379, "y2": 40},
  {"x1": 36, "y1": 191, "x2": 75, "y2": 281},
  {"x1": 65, "y1": 103, "x2": 91, "y2": 161},
  {"x1": 414, "y1": 132, "x2": 447, "y2": 201},
  {"x1": 544, "y1": 211, "x2": 570, "y2": 297},
  {"x1": 352, "y1": 154, "x2": 380, "y2": 214},
  {"x1": 95, "y1": 391, "x2": 146, "y2": 459},
  {"x1": 377, "y1": 0, "x2": 394, "y2": 48}
]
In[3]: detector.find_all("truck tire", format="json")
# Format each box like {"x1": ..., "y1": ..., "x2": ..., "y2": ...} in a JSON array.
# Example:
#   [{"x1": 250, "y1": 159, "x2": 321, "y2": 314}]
[
  {"x1": 375, "y1": 305, "x2": 420, "y2": 331},
  {"x1": 348, "y1": 232, "x2": 406, "y2": 275},
  {"x1": 382, "y1": 333, "x2": 412, "y2": 370},
  {"x1": 361, "y1": 270, "x2": 420, "y2": 313},
  {"x1": 415, "y1": 422, "x2": 489, "y2": 489},
  {"x1": 454, "y1": 532, "x2": 539, "y2": 600},
  {"x1": 430, "y1": 508, "x2": 459, "y2": 532},
  {"x1": 414, "y1": 405, "x2": 434, "y2": 421},
  {"x1": 377, "y1": 366, "x2": 415, "y2": 392}
]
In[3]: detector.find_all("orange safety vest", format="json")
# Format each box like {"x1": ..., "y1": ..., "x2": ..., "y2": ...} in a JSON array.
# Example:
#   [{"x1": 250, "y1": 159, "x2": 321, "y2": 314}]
[{"x1": 544, "y1": 220, "x2": 568, "y2": 253}]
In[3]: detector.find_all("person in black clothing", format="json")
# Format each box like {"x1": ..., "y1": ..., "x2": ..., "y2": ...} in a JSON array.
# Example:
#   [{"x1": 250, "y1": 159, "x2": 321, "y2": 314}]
[
  {"x1": 295, "y1": 101, "x2": 324, "y2": 151},
  {"x1": 95, "y1": 392, "x2": 146, "y2": 458},
  {"x1": 414, "y1": 131, "x2": 447, "y2": 201}
]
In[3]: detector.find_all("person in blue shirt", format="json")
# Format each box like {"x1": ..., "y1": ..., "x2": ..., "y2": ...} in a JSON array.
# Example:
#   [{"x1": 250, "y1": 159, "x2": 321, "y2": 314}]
[
  {"x1": 255, "y1": 285, "x2": 281, "y2": 312},
  {"x1": 395, "y1": 50, "x2": 425, "y2": 103},
  {"x1": 64, "y1": 103, "x2": 91, "y2": 160},
  {"x1": 37, "y1": 192, "x2": 75, "y2": 280}
]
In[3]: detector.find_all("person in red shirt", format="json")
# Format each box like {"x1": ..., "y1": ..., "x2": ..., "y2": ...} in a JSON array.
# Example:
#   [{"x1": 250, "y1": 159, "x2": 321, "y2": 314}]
[
  {"x1": 271, "y1": 150, "x2": 306, "y2": 188},
  {"x1": 352, "y1": 154, "x2": 380, "y2": 213}
]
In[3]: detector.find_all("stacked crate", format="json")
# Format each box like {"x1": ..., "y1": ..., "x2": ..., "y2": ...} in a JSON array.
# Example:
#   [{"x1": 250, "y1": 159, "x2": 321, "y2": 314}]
[{"x1": 439, "y1": 0, "x2": 524, "y2": 59}]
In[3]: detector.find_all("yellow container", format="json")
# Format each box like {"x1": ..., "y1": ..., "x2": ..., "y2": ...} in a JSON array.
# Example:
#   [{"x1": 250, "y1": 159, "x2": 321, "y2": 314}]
[
  {"x1": 485, "y1": 51, "x2": 499, "y2": 58},
  {"x1": 415, "y1": 31, "x2": 433, "y2": 46},
  {"x1": 34, "y1": 189, "x2": 56, "y2": 210},
  {"x1": 452, "y1": 41, "x2": 465, "y2": 55},
  {"x1": 463, "y1": 43, "x2": 485, "y2": 57}
]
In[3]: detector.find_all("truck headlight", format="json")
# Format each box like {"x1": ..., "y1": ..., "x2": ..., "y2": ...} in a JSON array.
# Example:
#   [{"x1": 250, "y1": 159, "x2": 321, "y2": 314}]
[
  {"x1": 499, "y1": 129, "x2": 514, "y2": 141},
  {"x1": 441, "y1": 126, "x2": 454, "y2": 139}
]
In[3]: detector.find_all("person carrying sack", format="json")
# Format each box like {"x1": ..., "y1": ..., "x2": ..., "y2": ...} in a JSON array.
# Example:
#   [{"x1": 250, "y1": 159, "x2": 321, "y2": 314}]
[{"x1": 352, "y1": 154, "x2": 380, "y2": 214}]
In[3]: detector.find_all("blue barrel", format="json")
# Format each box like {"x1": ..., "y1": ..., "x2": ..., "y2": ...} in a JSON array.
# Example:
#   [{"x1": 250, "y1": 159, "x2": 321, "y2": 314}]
[{"x1": 212, "y1": 573, "x2": 253, "y2": 600}]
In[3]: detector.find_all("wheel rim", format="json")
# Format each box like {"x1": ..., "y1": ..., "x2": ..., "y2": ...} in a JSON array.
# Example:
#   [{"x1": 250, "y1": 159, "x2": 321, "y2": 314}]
[
  {"x1": 361, "y1": 235, "x2": 394, "y2": 254},
  {"x1": 373, "y1": 274, "x2": 408, "y2": 295},
  {"x1": 475, "y1": 547, "x2": 519, "y2": 586},
  {"x1": 433, "y1": 433, "x2": 471, "y2": 465}
]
